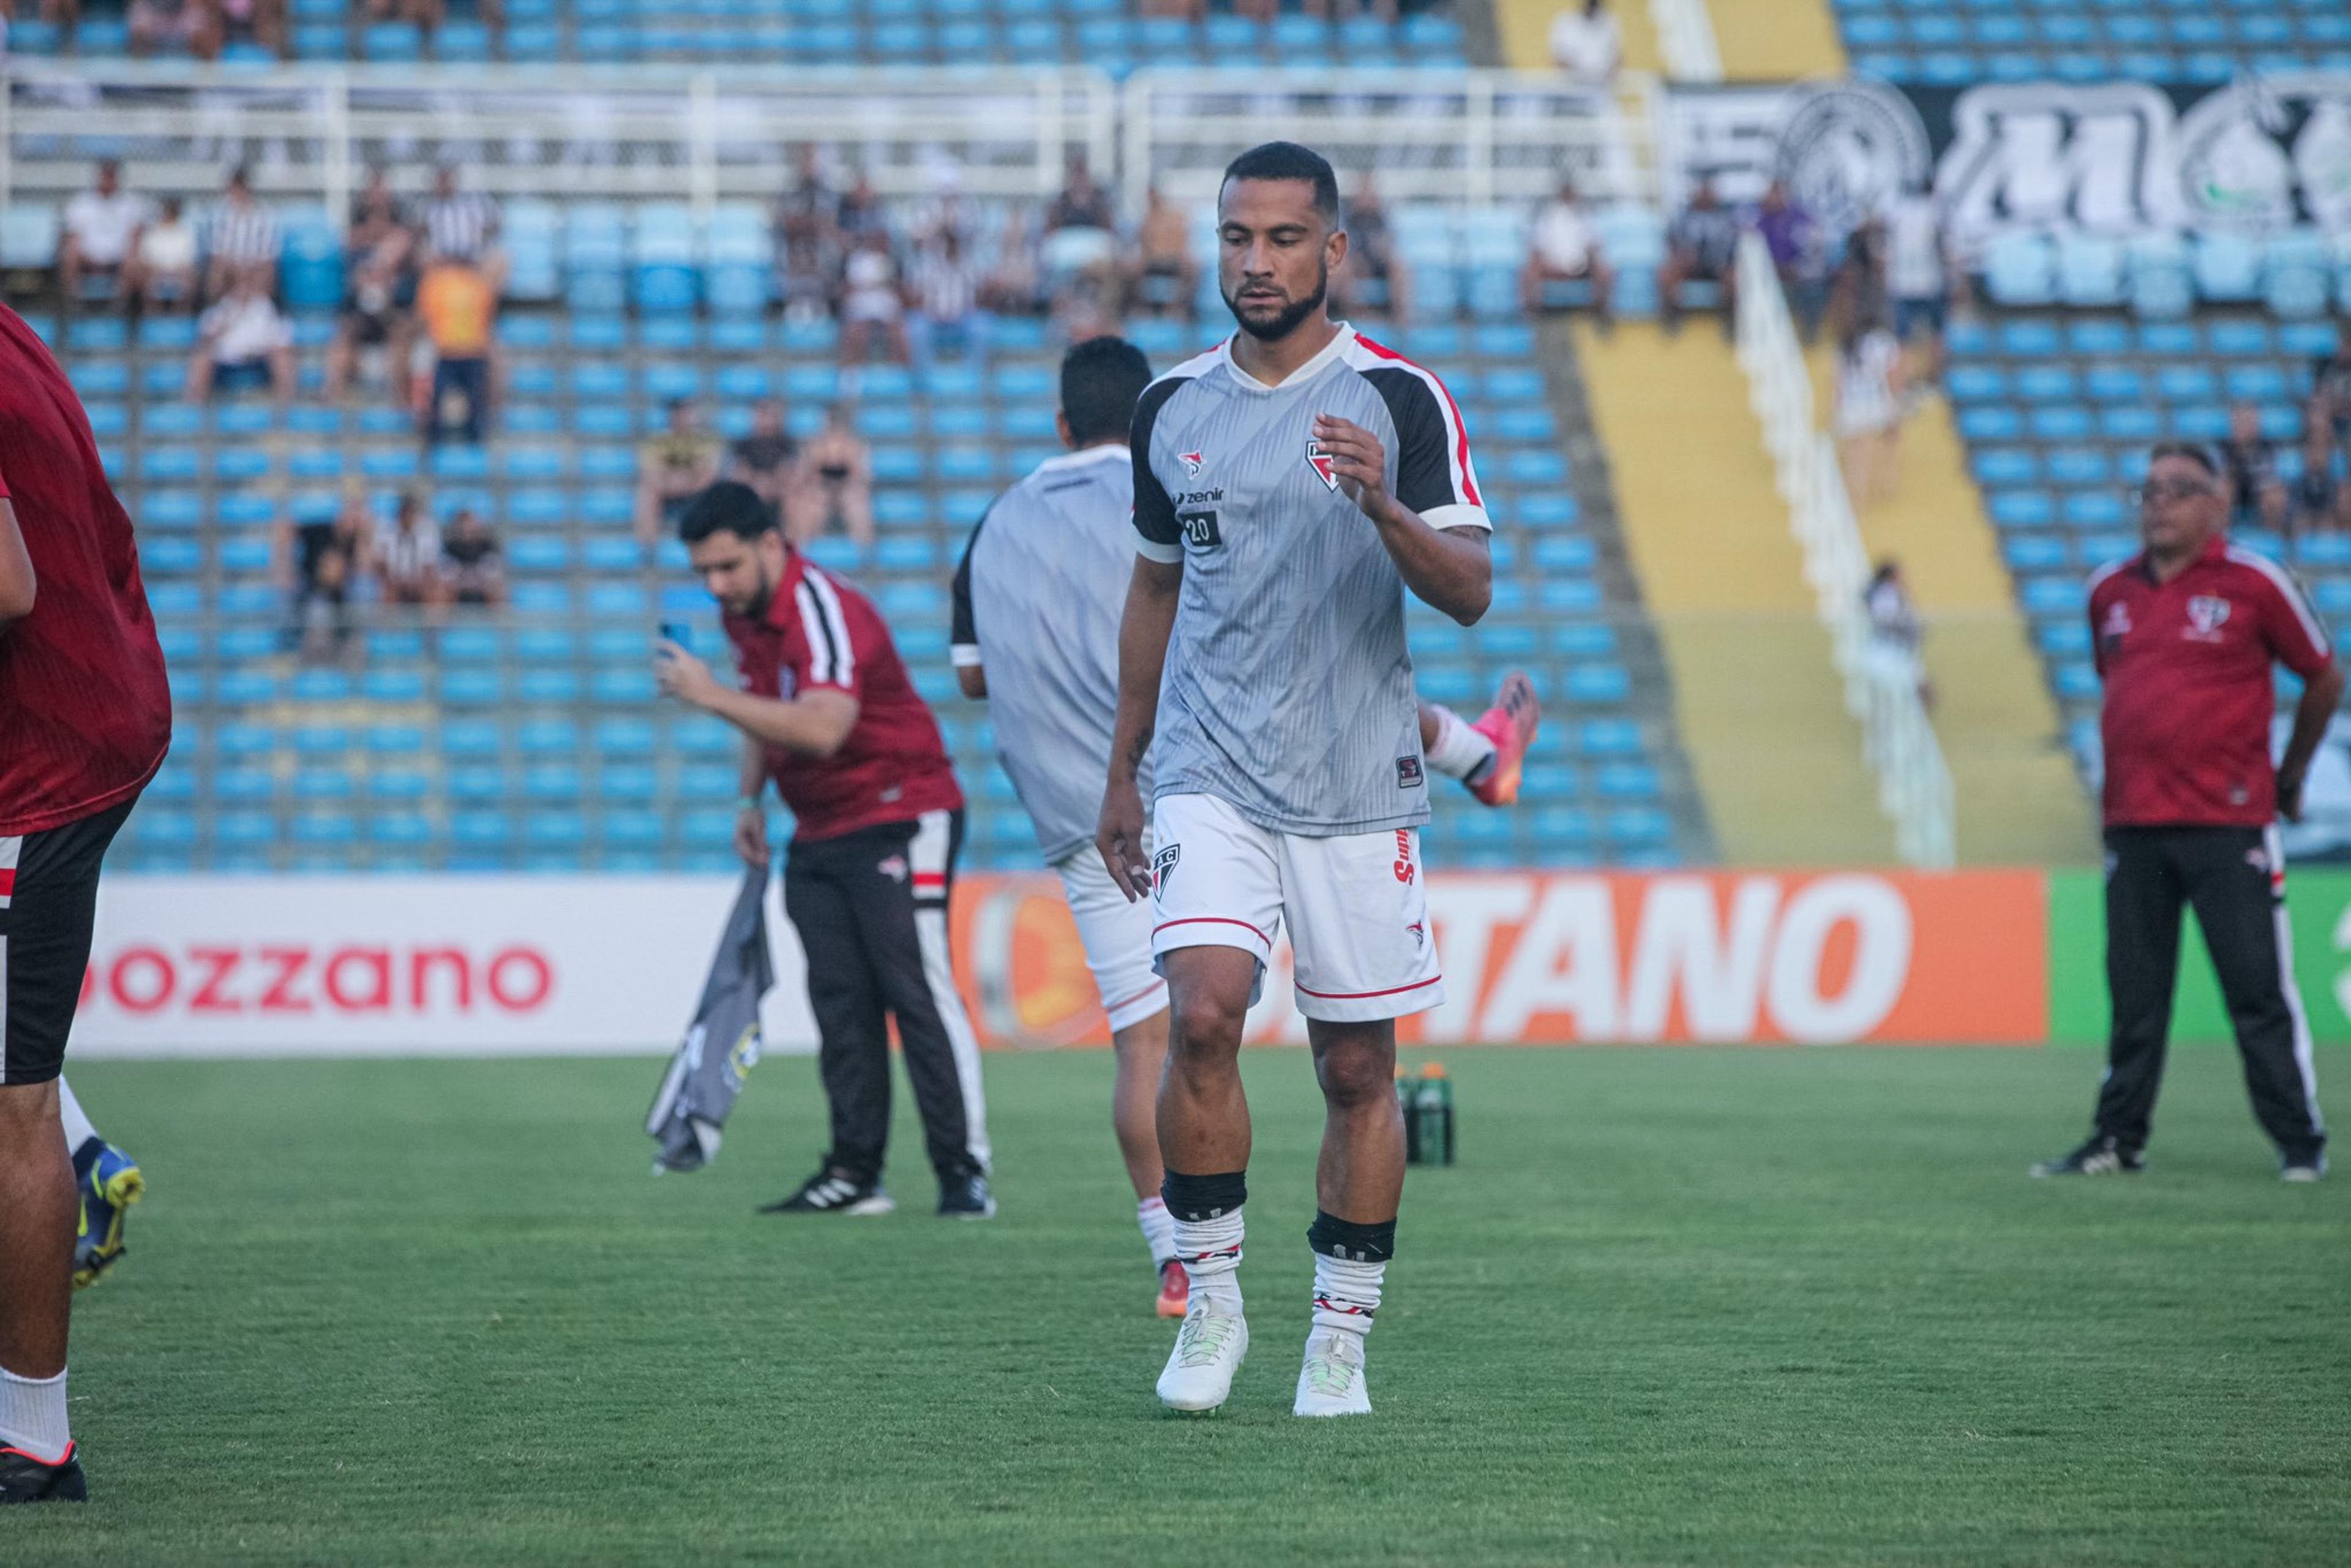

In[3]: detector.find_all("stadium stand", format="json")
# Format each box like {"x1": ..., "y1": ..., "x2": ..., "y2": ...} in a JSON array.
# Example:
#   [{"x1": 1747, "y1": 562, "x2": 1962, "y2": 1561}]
[
  {"x1": 1832, "y1": 0, "x2": 2351, "y2": 83},
  {"x1": 25, "y1": 198, "x2": 1709, "y2": 874},
  {"x1": 2, "y1": 0, "x2": 1471, "y2": 69},
  {"x1": 1950, "y1": 309, "x2": 2348, "y2": 785}
]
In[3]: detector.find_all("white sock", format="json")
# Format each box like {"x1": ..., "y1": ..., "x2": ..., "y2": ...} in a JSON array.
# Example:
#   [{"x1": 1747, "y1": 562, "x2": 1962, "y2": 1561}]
[
  {"x1": 1137, "y1": 1195, "x2": 1178, "y2": 1268},
  {"x1": 1172, "y1": 1206, "x2": 1244, "y2": 1313},
  {"x1": 1311, "y1": 1252, "x2": 1385, "y2": 1340},
  {"x1": 57, "y1": 1078, "x2": 99, "y2": 1161},
  {"x1": 1423, "y1": 703, "x2": 1497, "y2": 784},
  {"x1": 0, "y1": 1366, "x2": 70, "y2": 1465}
]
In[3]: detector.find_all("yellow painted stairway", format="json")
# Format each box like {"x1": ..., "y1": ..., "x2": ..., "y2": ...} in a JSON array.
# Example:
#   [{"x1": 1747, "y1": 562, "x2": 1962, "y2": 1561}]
[{"x1": 1572, "y1": 321, "x2": 1895, "y2": 865}]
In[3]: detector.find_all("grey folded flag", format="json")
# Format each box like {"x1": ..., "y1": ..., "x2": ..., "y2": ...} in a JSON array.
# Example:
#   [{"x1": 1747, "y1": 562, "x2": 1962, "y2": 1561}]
[{"x1": 645, "y1": 864, "x2": 774, "y2": 1173}]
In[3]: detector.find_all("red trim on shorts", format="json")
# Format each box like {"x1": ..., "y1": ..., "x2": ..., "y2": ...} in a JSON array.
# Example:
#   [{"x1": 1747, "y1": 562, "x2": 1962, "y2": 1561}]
[
  {"x1": 0, "y1": 869, "x2": 13, "y2": 900},
  {"x1": 1154, "y1": 916, "x2": 1272, "y2": 946},
  {"x1": 1104, "y1": 978, "x2": 1168, "y2": 1013},
  {"x1": 1295, "y1": 973, "x2": 1444, "y2": 1001},
  {"x1": 912, "y1": 872, "x2": 947, "y2": 889}
]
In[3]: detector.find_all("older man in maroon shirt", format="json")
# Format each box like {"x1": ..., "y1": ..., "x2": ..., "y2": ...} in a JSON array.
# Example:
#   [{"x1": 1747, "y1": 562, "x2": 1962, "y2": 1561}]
[{"x1": 2036, "y1": 442, "x2": 2342, "y2": 1182}]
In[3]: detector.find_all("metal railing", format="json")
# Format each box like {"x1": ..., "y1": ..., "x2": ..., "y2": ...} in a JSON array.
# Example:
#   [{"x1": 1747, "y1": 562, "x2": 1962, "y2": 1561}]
[
  {"x1": 1, "y1": 61, "x2": 1654, "y2": 222},
  {"x1": 1732, "y1": 230, "x2": 1957, "y2": 869},
  {"x1": 1645, "y1": 0, "x2": 1722, "y2": 84}
]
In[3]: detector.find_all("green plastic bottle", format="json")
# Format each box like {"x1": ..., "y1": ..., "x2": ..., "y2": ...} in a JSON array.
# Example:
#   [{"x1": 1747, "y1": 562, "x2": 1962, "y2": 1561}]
[
  {"x1": 1395, "y1": 1065, "x2": 1423, "y2": 1165},
  {"x1": 1415, "y1": 1063, "x2": 1455, "y2": 1167}
]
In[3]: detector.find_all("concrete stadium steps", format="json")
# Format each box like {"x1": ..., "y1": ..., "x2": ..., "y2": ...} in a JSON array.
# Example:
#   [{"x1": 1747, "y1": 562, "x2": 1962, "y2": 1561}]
[
  {"x1": 1571, "y1": 318, "x2": 1896, "y2": 866},
  {"x1": 1799, "y1": 347, "x2": 2098, "y2": 866},
  {"x1": 1708, "y1": 0, "x2": 1848, "y2": 78}
]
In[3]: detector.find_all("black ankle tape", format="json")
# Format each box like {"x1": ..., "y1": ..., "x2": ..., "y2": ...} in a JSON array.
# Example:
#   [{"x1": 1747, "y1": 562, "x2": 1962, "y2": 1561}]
[
  {"x1": 1308, "y1": 1211, "x2": 1395, "y2": 1263},
  {"x1": 1161, "y1": 1168, "x2": 1248, "y2": 1222}
]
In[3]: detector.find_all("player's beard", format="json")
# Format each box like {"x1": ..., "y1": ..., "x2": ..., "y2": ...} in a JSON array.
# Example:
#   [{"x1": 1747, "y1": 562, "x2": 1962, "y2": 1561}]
[
  {"x1": 736, "y1": 557, "x2": 777, "y2": 621},
  {"x1": 1224, "y1": 263, "x2": 1329, "y2": 343}
]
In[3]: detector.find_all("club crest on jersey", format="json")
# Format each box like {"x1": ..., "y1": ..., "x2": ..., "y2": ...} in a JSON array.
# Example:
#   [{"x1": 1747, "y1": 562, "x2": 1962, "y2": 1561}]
[
  {"x1": 1179, "y1": 449, "x2": 1205, "y2": 481},
  {"x1": 2184, "y1": 595, "x2": 2232, "y2": 642},
  {"x1": 1152, "y1": 844, "x2": 1180, "y2": 891},
  {"x1": 1306, "y1": 440, "x2": 1340, "y2": 492}
]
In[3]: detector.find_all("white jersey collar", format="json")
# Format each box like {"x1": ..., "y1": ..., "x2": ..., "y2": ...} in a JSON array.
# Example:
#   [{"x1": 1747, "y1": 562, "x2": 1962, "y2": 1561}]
[{"x1": 1220, "y1": 321, "x2": 1355, "y2": 394}]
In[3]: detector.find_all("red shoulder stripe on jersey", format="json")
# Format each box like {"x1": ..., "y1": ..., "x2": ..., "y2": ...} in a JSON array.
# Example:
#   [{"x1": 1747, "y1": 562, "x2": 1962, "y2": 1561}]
[{"x1": 1351, "y1": 333, "x2": 1482, "y2": 508}]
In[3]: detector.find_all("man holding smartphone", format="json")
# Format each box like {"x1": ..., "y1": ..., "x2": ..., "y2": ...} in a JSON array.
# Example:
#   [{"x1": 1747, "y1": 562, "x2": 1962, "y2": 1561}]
[{"x1": 654, "y1": 481, "x2": 992, "y2": 1218}]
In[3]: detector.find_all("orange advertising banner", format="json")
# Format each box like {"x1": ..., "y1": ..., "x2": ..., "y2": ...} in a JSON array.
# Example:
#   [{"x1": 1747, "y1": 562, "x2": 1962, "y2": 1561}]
[{"x1": 950, "y1": 870, "x2": 2047, "y2": 1048}]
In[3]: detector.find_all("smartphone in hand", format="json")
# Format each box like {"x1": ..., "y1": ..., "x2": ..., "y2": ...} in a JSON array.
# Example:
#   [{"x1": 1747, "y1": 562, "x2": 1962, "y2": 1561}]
[{"x1": 658, "y1": 620, "x2": 691, "y2": 649}]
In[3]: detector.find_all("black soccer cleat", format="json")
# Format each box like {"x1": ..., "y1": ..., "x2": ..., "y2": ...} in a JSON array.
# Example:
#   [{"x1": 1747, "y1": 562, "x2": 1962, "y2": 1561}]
[
  {"x1": 0, "y1": 1442, "x2": 86, "y2": 1505},
  {"x1": 937, "y1": 1173, "x2": 997, "y2": 1220},
  {"x1": 759, "y1": 1169, "x2": 895, "y2": 1216},
  {"x1": 2030, "y1": 1134, "x2": 2146, "y2": 1178}
]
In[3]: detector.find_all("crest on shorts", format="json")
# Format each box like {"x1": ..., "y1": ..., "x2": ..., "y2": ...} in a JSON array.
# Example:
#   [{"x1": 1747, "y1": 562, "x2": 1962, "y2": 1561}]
[
  {"x1": 1179, "y1": 449, "x2": 1205, "y2": 481},
  {"x1": 1152, "y1": 844, "x2": 1180, "y2": 891},
  {"x1": 1305, "y1": 440, "x2": 1340, "y2": 492},
  {"x1": 2184, "y1": 595, "x2": 2232, "y2": 641},
  {"x1": 877, "y1": 855, "x2": 908, "y2": 883}
]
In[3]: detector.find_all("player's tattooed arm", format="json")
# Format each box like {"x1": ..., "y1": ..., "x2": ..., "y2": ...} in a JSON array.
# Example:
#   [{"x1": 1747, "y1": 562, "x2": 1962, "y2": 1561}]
[
  {"x1": 1311, "y1": 415, "x2": 1493, "y2": 626},
  {"x1": 1099, "y1": 555, "x2": 1182, "y2": 901}
]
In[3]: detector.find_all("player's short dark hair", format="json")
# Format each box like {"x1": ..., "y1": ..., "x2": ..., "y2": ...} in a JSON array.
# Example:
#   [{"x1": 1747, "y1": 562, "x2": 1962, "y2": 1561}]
[
  {"x1": 1060, "y1": 336, "x2": 1153, "y2": 447},
  {"x1": 2145, "y1": 441, "x2": 2221, "y2": 479},
  {"x1": 677, "y1": 481, "x2": 775, "y2": 544},
  {"x1": 1220, "y1": 141, "x2": 1340, "y2": 225}
]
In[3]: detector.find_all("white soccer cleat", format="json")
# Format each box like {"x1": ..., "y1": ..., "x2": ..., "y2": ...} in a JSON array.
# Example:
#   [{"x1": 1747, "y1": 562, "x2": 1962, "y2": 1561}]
[
  {"x1": 1157, "y1": 1303, "x2": 1248, "y2": 1415},
  {"x1": 1292, "y1": 1329, "x2": 1372, "y2": 1418}
]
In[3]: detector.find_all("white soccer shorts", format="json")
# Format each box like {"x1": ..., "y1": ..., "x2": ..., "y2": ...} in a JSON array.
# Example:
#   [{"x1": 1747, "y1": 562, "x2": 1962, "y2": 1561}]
[
  {"x1": 1148, "y1": 792, "x2": 1445, "y2": 1024},
  {"x1": 1052, "y1": 846, "x2": 1169, "y2": 1033}
]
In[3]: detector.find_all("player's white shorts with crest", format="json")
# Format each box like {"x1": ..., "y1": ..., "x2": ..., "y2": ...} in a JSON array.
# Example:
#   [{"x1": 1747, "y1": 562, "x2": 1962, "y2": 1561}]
[
  {"x1": 1052, "y1": 847, "x2": 1169, "y2": 1033},
  {"x1": 1148, "y1": 792, "x2": 1444, "y2": 1024}
]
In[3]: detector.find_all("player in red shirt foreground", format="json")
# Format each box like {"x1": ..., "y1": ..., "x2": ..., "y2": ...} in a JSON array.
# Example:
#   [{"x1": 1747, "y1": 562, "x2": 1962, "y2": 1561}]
[
  {"x1": 654, "y1": 481, "x2": 994, "y2": 1217},
  {"x1": 2036, "y1": 442, "x2": 2341, "y2": 1181},
  {"x1": 0, "y1": 304, "x2": 173, "y2": 1502}
]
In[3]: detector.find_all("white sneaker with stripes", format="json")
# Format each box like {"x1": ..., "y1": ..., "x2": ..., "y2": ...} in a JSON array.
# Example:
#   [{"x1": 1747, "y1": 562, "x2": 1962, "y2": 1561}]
[
  {"x1": 1292, "y1": 1328, "x2": 1373, "y2": 1418},
  {"x1": 1157, "y1": 1303, "x2": 1248, "y2": 1415}
]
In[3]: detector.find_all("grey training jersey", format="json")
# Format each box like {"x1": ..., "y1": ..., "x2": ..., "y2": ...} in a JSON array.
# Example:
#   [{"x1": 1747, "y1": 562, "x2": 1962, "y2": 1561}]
[
  {"x1": 951, "y1": 444, "x2": 1144, "y2": 865},
  {"x1": 1133, "y1": 324, "x2": 1488, "y2": 836}
]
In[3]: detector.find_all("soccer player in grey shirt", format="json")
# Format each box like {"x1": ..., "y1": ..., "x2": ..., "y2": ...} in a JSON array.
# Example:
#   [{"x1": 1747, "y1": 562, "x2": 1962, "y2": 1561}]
[
  {"x1": 1093, "y1": 141, "x2": 1530, "y2": 1418},
  {"x1": 951, "y1": 337, "x2": 1535, "y2": 1327}
]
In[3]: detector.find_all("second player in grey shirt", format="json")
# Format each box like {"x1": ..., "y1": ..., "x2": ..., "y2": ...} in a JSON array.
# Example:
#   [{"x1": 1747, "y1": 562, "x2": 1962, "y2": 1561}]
[{"x1": 952, "y1": 442, "x2": 1145, "y2": 865}]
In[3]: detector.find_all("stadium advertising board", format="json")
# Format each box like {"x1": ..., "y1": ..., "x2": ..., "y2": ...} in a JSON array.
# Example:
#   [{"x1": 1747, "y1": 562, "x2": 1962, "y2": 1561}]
[
  {"x1": 955, "y1": 870, "x2": 2047, "y2": 1048},
  {"x1": 1663, "y1": 72, "x2": 2351, "y2": 252}
]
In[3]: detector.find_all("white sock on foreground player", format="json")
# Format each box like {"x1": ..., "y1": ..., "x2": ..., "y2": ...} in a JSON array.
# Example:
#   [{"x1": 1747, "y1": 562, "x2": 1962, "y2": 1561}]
[
  {"x1": 1136, "y1": 1196, "x2": 1177, "y2": 1270},
  {"x1": 56, "y1": 1080, "x2": 97, "y2": 1162},
  {"x1": 1157, "y1": 1176, "x2": 1248, "y2": 1412},
  {"x1": 1420, "y1": 702, "x2": 1498, "y2": 787}
]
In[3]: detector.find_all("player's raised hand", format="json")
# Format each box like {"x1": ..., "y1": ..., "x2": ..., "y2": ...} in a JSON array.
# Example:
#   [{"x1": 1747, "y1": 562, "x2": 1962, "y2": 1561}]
[
  {"x1": 654, "y1": 639, "x2": 720, "y2": 708},
  {"x1": 1097, "y1": 777, "x2": 1153, "y2": 904},
  {"x1": 1312, "y1": 414, "x2": 1390, "y2": 520}
]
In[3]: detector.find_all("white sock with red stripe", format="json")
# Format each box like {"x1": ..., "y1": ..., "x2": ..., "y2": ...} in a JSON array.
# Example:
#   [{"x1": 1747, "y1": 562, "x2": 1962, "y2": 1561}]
[
  {"x1": 1422, "y1": 703, "x2": 1497, "y2": 784},
  {"x1": 1171, "y1": 1209, "x2": 1243, "y2": 1312},
  {"x1": 58, "y1": 1079, "x2": 99, "y2": 1161},
  {"x1": 0, "y1": 1366, "x2": 70, "y2": 1465},
  {"x1": 1311, "y1": 1254, "x2": 1385, "y2": 1338},
  {"x1": 1137, "y1": 1196, "x2": 1177, "y2": 1268}
]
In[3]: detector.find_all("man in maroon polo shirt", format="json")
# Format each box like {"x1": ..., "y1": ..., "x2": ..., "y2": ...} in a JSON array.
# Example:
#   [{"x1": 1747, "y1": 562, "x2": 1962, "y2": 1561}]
[
  {"x1": 653, "y1": 481, "x2": 993, "y2": 1218},
  {"x1": 2036, "y1": 442, "x2": 2341, "y2": 1181},
  {"x1": 0, "y1": 303, "x2": 173, "y2": 1502}
]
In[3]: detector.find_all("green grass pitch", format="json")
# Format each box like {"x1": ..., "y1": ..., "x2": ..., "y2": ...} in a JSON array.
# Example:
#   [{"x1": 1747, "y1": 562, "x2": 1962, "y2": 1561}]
[{"x1": 18, "y1": 1043, "x2": 2350, "y2": 1566}]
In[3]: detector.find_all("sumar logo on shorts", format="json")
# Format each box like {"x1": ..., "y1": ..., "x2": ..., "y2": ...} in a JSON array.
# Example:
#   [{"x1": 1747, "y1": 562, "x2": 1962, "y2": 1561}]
[
  {"x1": 1152, "y1": 844, "x2": 1180, "y2": 891},
  {"x1": 1393, "y1": 829, "x2": 1415, "y2": 885},
  {"x1": 1395, "y1": 755, "x2": 1423, "y2": 790}
]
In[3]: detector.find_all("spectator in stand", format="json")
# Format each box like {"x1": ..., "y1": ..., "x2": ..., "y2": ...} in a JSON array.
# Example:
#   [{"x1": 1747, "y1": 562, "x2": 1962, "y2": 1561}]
[
  {"x1": 2220, "y1": 403, "x2": 2288, "y2": 535},
  {"x1": 203, "y1": 165, "x2": 279, "y2": 299},
  {"x1": 416, "y1": 255, "x2": 497, "y2": 446},
  {"x1": 836, "y1": 173, "x2": 888, "y2": 244},
  {"x1": 981, "y1": 205, "x2": 1046, "y2": 318},
  {"x1": 129, "y1": 0, "x2": 222, "y2": 59},
  {"x1": 1754, "y1": 179, "x2": 1828, "y2": 342},
  {"x1": 786, "y1": 402, "x2": 875, "y2": 552},
  {"x1": 1548, "y1": 0, "x2": 1621, "y2": 87},
  {"x1": 1834, "y1": 313, "x2": 1907, "y2": 511},
  {"x1": 637, "y1": 398, "x2": 724, "y2": 545},
  {"x1": 126, "y1": 195, "x2": 200, "y2": 312},
  {"x1": 1043, "y1": 154, "x2": 1119, "y2": 322},
  {"x1": 61, "y1": 160, "x2": 149, "y2": 312},
  {"x1": 1128, "y1": 186, "x2": 1200, "y2": 321},
  {"x1": 2310, "y1": 321, "x2": 2351, "y2": 446},
  {"x1": 374, "y1": 490, "x2": 443, "y2": 608},
  {"x1": 277, "y1": 486, "x2": 372, "y2": 660},
  {"x1": 1333, "y1": 170, "x2": 1411, "y2": 322},
  {"x1": 2292, "y1": 430, "x2": 2348, "y2": 535},
  {"x1": 726, "y1": 397, "x2": 798, "y2": 521},
  {"x1": 838, "y1": 228, "x2": 913, "y2": 378},
  {"x1": 186, "y1": 274, "x2": 294, "y2": 405},
  {"x1": 213, "y1": 0, "x2": 287, "y2": 57},
  {"x1": 326, "y1": 168, "x2": 417, "y2": 403},
  {"x1": 417, "y1": 163, "x2": 504, "y2": 293},
  {"x1": 1520, "y1": 175, "x2": 1613, "y2": 326},
  {"x1": 438, "y1": 507, "x2": 506, "y2": 608},
  {"x1": 774, "y1": 144, "x2": 843, "y2": 323},
  {"x1": 1883, "y1": 182, "x2": 1954, "y2": 386},
  {"x1": 1863, "y1": 559, "x2": 1930, "y2": 710},
  {"x1": 1828, "y1": 216, "x2": 1889, "y2": 348},
  {"x1": 907, "y1": 227, "x2": 989, "y2": 371},
  {"x1": 1658, "y1": 176, "x2": 1739, "y2": 335},
  {"x1": 1047, "y1": 153, "x2": 1116, "y2": 236}
]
